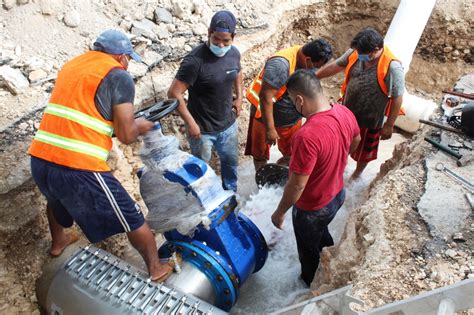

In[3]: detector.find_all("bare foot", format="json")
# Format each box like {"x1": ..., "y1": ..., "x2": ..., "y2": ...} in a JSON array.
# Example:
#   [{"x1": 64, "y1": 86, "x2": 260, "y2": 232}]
[
  {"x1": 349, "y1": 171, "x2": 362, "y2": 183},
  {"x1": 50, "y1": 231, "x2": 80, "y2": 257},
  {"x1": 150, "y1": 261, "x2": 174, "y2": 282}
]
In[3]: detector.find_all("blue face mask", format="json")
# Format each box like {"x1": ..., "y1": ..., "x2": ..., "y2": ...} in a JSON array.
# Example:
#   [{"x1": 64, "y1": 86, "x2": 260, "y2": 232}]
[
  {"x1": 358, "y1": 54, "x2": 371, "y2": 62},
  {"x1": 209, "y1": 43, "x2": 231, "y2": 57}
]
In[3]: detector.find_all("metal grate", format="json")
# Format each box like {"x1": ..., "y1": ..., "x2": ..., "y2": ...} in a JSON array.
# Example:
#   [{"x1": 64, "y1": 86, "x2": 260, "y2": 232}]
[{"x1": 63, "y1": 245, "x2": 220, "y2": 315}]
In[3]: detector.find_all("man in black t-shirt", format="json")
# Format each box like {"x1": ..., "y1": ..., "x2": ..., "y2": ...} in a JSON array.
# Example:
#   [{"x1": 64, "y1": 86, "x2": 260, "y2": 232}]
[{"x1": 168, "y1": 10, "x2": 242, "y2": 192}]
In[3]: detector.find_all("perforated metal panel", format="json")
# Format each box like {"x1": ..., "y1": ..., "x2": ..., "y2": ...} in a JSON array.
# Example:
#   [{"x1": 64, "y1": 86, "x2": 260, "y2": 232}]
[{"x1": 45, "y1": 245, "x2": 227, "y2": 315}]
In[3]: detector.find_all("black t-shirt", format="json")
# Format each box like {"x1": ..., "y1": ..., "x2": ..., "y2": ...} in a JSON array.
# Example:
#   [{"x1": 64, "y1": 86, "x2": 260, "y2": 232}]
[
  {"x1": 94, "y1": 68, "x2": 135, "y2": 121},
  {"x1": 176, "y1": 43, "x2": 241, "y2": 133}
]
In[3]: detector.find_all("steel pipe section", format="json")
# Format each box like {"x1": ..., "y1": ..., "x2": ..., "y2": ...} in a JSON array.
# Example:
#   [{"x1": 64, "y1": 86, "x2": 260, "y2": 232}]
[{"x1": 36, "y1": 242, "x2": 226, "y2": 315}]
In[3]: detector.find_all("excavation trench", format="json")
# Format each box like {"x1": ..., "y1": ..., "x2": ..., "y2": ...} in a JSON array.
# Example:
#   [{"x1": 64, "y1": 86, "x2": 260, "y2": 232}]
[{"x1": 0, "y1": 0, "x2": 472, "y2": 314}]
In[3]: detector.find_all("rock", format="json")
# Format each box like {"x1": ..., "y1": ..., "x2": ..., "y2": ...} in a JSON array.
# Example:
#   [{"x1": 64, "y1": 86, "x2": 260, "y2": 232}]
[
  {"x1": 172, "y1": 0, "x2": 191, "y2": 19},
  {"x1": 156, "y1": 24, "x2": 170, "y2": 40},
  {"x1": 0, "y1": 65, "x2": 29, "y2": 95},
  {"x1": 3, "y1": 0, "x2": 15, "y2": 10},
  {"x1": 443, "y1": 46, "x2": 453, "y2": 53},
  {"x1": 154, "y1": 8, "x2": 173, "y2": 24},
  {"x1": 28, "y1": 69, "x2": 48, "y2": 82},
  {"x1": 167, "y1": 24, "x2": 176, "y2": 33},
  {"x1": 142, "y1": 50, "x2": 163, "y2": 67},
  {"x1": 144, "y1": 5, "x2": 155, "y2": 20},
  {"x1": 39, "y1": 0, "x2": 60, "y2": 15},
  {"x1": 64, "y1": 9, "x2": 81, "y2": 28},
  {"x1": 127, "y1": 62, "x2": 148, "y2": 79},
  {"x1": 131, "y1": 19, "x2": 158, "y2": 40},
  {"x1": 119, "y1": 19, "x2": 133, "y2": 32},
  {"x1": 430, "y1": 263, "x2": 453, "y2": 283},
  {"x1": 192, "y1": 23, "x2": 207, "y2": 36},
  {"x1": 452, "y1": 232, "x2": 466, "y2": 242},
  {"x1": 445, "y1": 249, "x2": 457, "y2": 258},
  {"x1": 17, "y1": 0, "x2": 29, "y2": 4},
  {"x1": 415, "y1": 270, "x2": 426, "y2": 280},
  {"x1": 363, "y1": 233, "x2": 375, "y2": 245},
  {"x1": 132, "y1": 10, "x2": 145, "y2": 21},
  {"x1": 192, "y1": 0, "x2": 207, "y2": 16},
  {"x1": 14, "y1": 45, "x2": 21, "y2": 57}
]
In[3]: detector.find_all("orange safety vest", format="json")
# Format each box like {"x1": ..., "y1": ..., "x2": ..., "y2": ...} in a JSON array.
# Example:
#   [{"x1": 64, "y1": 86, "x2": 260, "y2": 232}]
[
  {"x1": 341, "y1": 46, "x2": 405, "y2": 116},
  {"x1": 246, "y1": 46, "x2": 301, "y2": 119},
  {"x1": 29, "y1": 51, "x2": 124, "y2": 172}
]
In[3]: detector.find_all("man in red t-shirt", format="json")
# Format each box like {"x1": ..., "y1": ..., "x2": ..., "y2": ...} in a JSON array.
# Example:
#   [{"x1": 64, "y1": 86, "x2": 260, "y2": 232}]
[{"x1": 271, "y1": 69, "x2": 360, "y2": 286}]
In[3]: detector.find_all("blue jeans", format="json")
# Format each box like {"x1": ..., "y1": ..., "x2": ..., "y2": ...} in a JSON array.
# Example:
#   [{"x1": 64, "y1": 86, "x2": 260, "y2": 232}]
[
  {"x1": 292, "y1": 189, "x2": 346, "y2": 286},
  {"x1": 188, "y1": 121, "x2": 238, "y2": 191}
]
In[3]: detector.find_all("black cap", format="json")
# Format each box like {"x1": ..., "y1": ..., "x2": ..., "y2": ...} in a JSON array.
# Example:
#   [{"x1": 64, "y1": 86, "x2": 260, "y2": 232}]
[{"x1": 209, "y1": 10, "x2": 237, "y2": 34}]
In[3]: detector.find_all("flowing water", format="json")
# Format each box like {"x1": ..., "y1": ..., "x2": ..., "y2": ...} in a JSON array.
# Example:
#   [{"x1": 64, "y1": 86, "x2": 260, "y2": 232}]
[{"x1": 232, "y1": 134, "x2": 407, "y2": 314}]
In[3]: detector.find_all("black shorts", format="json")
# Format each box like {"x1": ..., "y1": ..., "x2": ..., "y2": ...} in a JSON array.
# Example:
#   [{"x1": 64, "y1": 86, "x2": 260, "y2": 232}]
[{"x1": 30, "y1": 156, "x2": 144, "y2": 243}]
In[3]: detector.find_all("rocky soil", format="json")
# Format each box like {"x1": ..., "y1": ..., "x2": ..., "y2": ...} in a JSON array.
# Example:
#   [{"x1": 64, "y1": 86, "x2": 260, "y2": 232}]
[{"x1": 0, "y1": 0, "x2": 473, "y2": 314}]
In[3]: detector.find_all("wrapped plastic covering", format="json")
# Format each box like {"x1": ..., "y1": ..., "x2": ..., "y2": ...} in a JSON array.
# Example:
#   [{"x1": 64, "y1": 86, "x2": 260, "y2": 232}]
[{"x1": 139, "y1": 123, "x2": 233, "y2": 235}]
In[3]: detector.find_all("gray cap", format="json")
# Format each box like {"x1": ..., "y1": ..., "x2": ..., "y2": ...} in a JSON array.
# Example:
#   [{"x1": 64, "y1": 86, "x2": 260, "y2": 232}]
[{"x1": 93, "y1": 29, "x2": 142, "y2": 62}]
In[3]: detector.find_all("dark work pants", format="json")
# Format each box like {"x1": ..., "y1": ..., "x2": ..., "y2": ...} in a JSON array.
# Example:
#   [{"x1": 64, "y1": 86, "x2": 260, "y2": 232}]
[{"x1": 292, "y1": 189, "x2": 346, "y2": 286}]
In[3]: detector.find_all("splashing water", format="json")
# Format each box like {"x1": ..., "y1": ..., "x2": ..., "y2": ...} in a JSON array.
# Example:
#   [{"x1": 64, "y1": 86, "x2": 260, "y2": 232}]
[{"x1": 232, "y1": 134, "x2": 406, "y2": 313}]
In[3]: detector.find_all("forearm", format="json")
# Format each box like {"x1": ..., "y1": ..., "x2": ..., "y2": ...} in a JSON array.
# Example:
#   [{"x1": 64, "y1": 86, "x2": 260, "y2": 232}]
[
  {"x1": 349, "y1": 134, "x2": 361, "y2": 154},
  {"x1": 234, "y1": 71, "x2": 243, "y2": 100},
  {"x1": 175, "y1": 96, "x2": 197, "y2": 127},
  {"x1": 261, "y1": 98, "x2": 275, "y2": 130},
  {"x1": 275, "y1": 179, "x2": 306, "y2": 214},
  {"x1": 113, "y1": 103, "x2": 150, "y2": 145},
  {"x1": 168, "y1": 86, "x2": 196, "y2": 127},
  {"x1": 315, "y1": 61, "x2": 345, "y2": 79},
  {"x1": 116, "y1": 125, "x2": 139, "y2": 144},
  {"x1": 385, "y1": 95, "x2": 403, "y2": 126}
]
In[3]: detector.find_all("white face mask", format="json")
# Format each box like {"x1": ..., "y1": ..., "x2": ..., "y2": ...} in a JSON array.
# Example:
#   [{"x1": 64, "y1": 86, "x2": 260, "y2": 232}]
[{"x1": 209, "y1": 43, "x2": 231, "y2": 57}]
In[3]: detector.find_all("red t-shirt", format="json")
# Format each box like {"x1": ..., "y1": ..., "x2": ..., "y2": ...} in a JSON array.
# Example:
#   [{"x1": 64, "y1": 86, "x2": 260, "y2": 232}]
[{"x1": 289, "y1": 104, "x2": 360, "y2": 211}]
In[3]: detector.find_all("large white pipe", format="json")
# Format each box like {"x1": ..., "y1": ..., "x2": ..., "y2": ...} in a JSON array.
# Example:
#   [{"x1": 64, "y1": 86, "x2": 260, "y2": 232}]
[
  {"x1": 385, "y1": 0, "x2": 437, "y2": 74},
  {"x1": 384, "y1": 0, "x2": 438, "y2": 133}
]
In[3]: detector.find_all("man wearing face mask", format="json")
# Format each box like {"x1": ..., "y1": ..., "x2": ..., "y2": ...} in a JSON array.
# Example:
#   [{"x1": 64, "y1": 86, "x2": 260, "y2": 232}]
[
  {"x1": 316, "y1": 28, "x2": 405, "y2": 180},
  {"x1": 271, "y1": 70, "x2": 360, "y2": 286},
  {"x1": 168, "y1": 10, "x2": 242, "y2": 192},
  {"x1": 245, "y1": 39, "x2": 333, "y2": 171},
  {"x1": 28, "y1": 30, "x2": 174, "y2": 281}
]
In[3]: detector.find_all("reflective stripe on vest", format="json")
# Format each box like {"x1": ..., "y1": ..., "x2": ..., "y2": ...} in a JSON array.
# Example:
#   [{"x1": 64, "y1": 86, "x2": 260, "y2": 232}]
[
  {"x1": 28, "y1": 51, "x2": 122, "y2": 171},
  {"x1": 246, "y1": 46, "x2": 301, "y2": 119},
  {"x1": 34, "y1": 130, "x2": 109, "y2": 161},
  {"x1": 45, "y1": 103, "x2": 114, "y2": 136},
  {"x1": 247, "y1": 79, "x2": 277, "y2": 105}
]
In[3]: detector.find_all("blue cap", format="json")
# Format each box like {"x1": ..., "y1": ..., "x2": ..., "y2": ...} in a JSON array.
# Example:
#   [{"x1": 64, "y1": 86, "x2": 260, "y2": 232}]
[
  {"x1": 209, "y1": 10, "x2": 237, "y2": 34},
  {"x1": 93, "y1": 29, "x2": 142, "y2": 62}
]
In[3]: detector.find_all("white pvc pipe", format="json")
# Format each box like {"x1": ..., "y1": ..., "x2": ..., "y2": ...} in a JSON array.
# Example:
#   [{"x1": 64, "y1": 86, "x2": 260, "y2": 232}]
[
  {"x1": 385, "y1": 0, "x2": 437, "y2": 74},
  {"x1": 384, "y1": 0, "x2": 438, "y2": 133}
]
